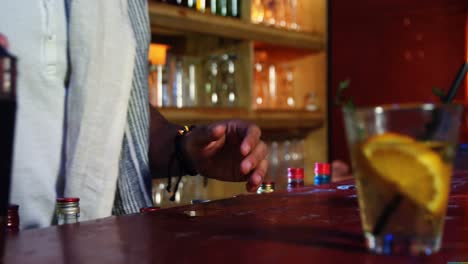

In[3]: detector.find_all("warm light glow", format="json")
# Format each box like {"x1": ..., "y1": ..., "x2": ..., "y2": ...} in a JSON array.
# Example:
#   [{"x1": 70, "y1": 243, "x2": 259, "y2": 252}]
[{"x1": 149, "y1": 44, "x2": 168, "y2": 65}]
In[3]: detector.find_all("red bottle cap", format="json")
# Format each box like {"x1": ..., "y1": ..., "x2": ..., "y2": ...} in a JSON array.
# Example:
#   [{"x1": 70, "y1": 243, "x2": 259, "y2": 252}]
[
  {"x1": 56, "y1": 197, "x2": 80, "y2": 203},
  {"x1": 287, "y1": 168, "x2": 304, "y2": 179},
  {"x1": 140, "y1": 207, "x2": 161, "y2": 213},
  {"x1": 314, "y1": 163, "x2": 330, "y2": 175}
]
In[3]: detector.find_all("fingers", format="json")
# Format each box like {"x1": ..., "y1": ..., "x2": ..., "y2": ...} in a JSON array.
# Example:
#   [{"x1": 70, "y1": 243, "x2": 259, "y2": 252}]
[
  {"x1": 241, "y1": 141, "x2": 267, "y2": 175},
  {"x1": 246, "y1": 159, "x2": 268, "y2": 192},
  {"x1": 0, "y1": 33, "x2": 8, "y2": 49},
  {"x1": 331, "y1": 160, "x2": 352, "y2": 182},
  {"x1": 240, "y1": 125, "x2": 261, "y2": 156}
]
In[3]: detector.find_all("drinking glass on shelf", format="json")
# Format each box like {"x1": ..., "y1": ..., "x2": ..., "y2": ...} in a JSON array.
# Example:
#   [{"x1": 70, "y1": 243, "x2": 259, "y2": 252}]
[
  {"x1": 253, "y1": 62, "x2": 269, "y2": 109},
  {"x1": 268, "y1": 64, "x2": 278, "y2": 108},
  {"x1": 203, "y1": 56, "x2": 220, "y2": 107},
  {"x1": 265, "y1": 141, "x2": 280, "y2": 186},
  {"x1": 274, "y1": 0, "x2": 287, "y2": 28},
  {"x1": 262, "y1": 0, "x2": 276, "y2": 25},
  {"x1": 280, "y1": 140, "x2": 292, "y2": 177},
  {"x1": 277, "y1": 65, "x2": 296, "y2": 109},
  {"x1": 251, "y1": 0, "x2": 265, "y2": 24},
  {"x1": 173, "y1": 57, "x2": 186, "y2": 108},
  {"x1": 253, "y1": 51, "x2": 269, "y2": 109},
  {"x1": 285, "y1": 0, "x2": 300, "y2": 30},
  {"x1": 183, "y1": 56, "x2": 199, "y2": 107},
  {"x1": 163, "y1": 54, "x2": 177, "y2": 107},
  {"x1": 304, "y1": 91, "x2": 319, "y2": 111},
  {"x1": 219, "y1": 54, "x2": 238, "y2": 107},
  {"x1": 290, "y1": 139, "x2": 304, "y2": 169}
]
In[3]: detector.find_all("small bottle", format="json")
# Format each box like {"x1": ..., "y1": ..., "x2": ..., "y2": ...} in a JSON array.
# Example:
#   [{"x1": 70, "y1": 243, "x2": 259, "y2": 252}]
[
  {"x1": 56, "y1": 198, "x2": 80, "y2": 225},
  {"x1": 210, "y1": 0, "x2": 217, "y2": 15},
  {"x1": 287, "y1": 168, "x2": 304, "y2": 188},
  {"x1": 257, "y1": 181, "x2": 275, "y2": 194},
  {"x1": 6, "y1": 204, "x2": 19, "y2": 232},
  {"x1": 187, "y1": 0, "x2": 197, "y2": 9},
  {"x1": 217, "y1": 0, "x2": 228, "y2": 16},
  {"x1": 314, "y1": 163, "x2": 331, "y2": 185},
  {"x1": 227, "y1": 0, "x2": 240, "y2": 17},
  {"x1": 140, "y1": 207, "x2": 161, "y2": 213},
  {"x1": 196, "y1": 0, "x2": 206, "y2": 12},
  {"x1": 251, "y1": 0, "x2": 265, "y2": 24}
]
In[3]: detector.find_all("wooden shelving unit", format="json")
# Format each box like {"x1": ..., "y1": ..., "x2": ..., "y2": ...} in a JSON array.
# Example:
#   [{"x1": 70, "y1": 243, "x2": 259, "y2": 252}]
[
  {"x1": 159, "y1": 108, "x2": 323, "y2": 132},
  {"x1": 148, "y1": 2, "x2": 325, "y2": 51},
  {"x1": 149, "y1": 0, "x2": 328, "y2": 204}
]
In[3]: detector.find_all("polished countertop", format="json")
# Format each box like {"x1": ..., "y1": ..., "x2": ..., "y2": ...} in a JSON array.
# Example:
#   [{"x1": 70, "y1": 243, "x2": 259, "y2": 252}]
[{"x1": 3, "y1": 172, "x2": 468, "y2": 263}]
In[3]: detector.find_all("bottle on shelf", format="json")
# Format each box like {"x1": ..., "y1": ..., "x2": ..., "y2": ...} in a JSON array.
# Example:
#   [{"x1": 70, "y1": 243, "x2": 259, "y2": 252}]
[
  {"x1": 227, "y1": 0, "x2": 240, "y2": 17},
  {"x1": 185, "y1": 0, "x2": 195, "y2": 8},
  {"x1": 187, "y1": 60, "x2": 198, "y2": 107},
  {"x1": 210, "y1": 0, "x2": 217, "y2": 14},
  {"x1": 55, "y1": 198, "x2": 80, "y2": 225},
  {"x1": 148, "y1": 44, "x2": 168, "y2": 108},
  {"x1": 217, "y1": 0, "x2": 228, "y2": 16},
  {"x1": 251, "y1": 0, "x2": 265, "y2": 24},
  {"x1": 196, "y1": 0, "x2": 206, "y2": 12}
]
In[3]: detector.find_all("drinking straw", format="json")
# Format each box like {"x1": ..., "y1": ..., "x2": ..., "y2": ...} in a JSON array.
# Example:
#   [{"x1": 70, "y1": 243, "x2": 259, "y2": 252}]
[
  {"x1": 372, "y1": 61, "x2": 468, "y2": 236},
  {"x1": 443, "y1": 62, "x2": 468, "y2": 103}
]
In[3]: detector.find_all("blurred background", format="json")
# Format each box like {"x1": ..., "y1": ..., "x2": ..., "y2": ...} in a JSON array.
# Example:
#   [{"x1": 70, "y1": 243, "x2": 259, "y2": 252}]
[{"x1": 148, "y1": 0, "x2": 468, "y2": 207}]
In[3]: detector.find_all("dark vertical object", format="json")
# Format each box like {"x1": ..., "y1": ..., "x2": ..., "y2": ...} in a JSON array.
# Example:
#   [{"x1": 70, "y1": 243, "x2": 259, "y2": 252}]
[
  {"x1": 0, "y1": 46, "x2": 17, "y2": 257},
  {"x1": 326, "y1": 0, "x2": 332, "y2": 163}
]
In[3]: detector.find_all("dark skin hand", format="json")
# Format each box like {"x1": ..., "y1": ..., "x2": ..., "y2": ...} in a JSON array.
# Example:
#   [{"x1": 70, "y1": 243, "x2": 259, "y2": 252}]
[{"x1": 149, "y1": 107, "x2": 268, "y2": 192}]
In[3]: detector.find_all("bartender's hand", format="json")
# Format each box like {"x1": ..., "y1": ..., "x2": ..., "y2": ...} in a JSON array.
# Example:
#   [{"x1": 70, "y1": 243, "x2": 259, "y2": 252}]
[
  {"x1": 183, "y1": 120, "x2": 268, "y2": 192},
  {"x1": 0, "y1": 33, "x2": 8, "y2": 48}
]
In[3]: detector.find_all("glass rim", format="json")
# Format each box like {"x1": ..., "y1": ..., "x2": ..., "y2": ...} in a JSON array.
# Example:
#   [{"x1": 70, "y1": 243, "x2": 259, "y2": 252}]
[{"x1": 342, "y1": 102, "x2": 463, "y2": 115}]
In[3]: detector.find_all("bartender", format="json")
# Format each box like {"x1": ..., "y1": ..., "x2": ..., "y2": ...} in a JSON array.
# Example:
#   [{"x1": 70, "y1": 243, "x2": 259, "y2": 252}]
[{"x1": 0, "y1": 1, "x2": 267, "y2": 229}]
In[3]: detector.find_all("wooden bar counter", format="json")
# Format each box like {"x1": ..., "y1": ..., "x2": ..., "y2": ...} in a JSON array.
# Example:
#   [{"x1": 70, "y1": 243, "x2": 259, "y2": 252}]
[{"x1": 4, "y1": 172, "x2": 468, "y2": 263}]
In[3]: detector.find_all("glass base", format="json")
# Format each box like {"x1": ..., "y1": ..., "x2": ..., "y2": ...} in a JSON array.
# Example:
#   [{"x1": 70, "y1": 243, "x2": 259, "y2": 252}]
[{"x1": 365, "y1": 232, "x2": 441, "y2": 256}]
